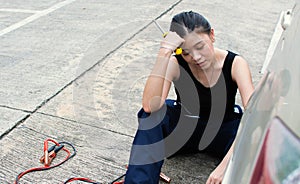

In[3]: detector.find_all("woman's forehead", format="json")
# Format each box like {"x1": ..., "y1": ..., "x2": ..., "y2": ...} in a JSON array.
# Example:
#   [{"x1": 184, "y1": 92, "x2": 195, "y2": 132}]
[{"x1": 182, "y1": 32, "x2": 209, "y2": 49}]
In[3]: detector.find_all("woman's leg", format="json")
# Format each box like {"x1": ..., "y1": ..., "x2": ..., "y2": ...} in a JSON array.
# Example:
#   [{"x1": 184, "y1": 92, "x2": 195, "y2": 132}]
[
  {"x1": 206, "y1": 118, "x2": 241, "y2": 158},
  {"x1": 204, "y1": 107, "x2": 243, "y2": 158},
  {"x1": 125, "y1": 100, "x2": 180, "y2": 184}
]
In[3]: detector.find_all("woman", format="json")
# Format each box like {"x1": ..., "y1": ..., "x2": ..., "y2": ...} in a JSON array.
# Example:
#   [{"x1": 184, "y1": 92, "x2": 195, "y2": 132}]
[{"x1": 124, "y1": 11, "x2": 254, "y2": 184}]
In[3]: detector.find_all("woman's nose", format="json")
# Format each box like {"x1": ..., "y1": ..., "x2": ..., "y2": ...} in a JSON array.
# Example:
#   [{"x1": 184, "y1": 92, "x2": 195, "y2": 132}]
[{"x1": 191, "y1": 51, "x2": 202, "y2": 61}]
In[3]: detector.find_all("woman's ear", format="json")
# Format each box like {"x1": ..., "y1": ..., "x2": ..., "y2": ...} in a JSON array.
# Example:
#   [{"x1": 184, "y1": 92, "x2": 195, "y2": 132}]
[{"x1": 210, "y1": 28, "x2": 215, "y2": 42}]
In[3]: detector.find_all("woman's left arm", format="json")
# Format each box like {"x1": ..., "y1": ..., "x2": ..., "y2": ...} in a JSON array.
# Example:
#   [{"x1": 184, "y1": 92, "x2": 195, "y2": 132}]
[
  {"x1": 206, "y1": 56, "x2": 254, "y2": 184},
  {"x1": 232, "y1": 56, "x2": 255, "y2": 108}
]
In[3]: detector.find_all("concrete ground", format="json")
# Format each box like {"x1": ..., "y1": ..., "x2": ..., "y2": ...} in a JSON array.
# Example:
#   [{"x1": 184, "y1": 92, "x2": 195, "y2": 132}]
[{"x1": 0, "y1": 0, "x2": 294, "y2": 183}]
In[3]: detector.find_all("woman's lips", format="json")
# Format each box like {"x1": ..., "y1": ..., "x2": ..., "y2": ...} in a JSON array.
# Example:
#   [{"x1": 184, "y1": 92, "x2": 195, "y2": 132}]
[{"x1": 196, "y1": 60, "x2": 206, "y2": 66}]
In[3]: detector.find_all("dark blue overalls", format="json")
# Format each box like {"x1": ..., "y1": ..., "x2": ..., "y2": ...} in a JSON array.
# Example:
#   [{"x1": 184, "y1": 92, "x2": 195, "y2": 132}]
[{"x1": 124, "y1": 99, "x2": 242, "y2": 184}]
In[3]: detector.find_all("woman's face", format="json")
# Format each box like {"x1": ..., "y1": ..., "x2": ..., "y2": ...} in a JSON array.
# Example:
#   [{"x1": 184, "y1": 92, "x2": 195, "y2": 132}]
[{"x1": 181, "y1": 31, "x2": 215, "y2": 70}]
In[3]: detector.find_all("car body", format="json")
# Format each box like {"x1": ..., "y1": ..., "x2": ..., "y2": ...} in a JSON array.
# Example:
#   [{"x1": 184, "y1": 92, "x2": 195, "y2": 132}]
[{"x1": 223, "y1": 1, "x2": 300, "y2": 183}]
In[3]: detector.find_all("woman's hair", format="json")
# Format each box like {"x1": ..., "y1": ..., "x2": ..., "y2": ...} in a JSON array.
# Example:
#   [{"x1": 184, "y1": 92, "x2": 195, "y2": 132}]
[{"x1": 170, "y1": 11, "x2": 211, "y2": 38}]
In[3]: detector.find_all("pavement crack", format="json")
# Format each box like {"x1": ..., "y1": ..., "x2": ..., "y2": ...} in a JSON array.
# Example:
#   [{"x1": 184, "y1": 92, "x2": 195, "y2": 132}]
[
  {"x1": 0, "y1": 105, "x2": 33, "y2": 113},
  {"x1": 0, "y1": 113, "x2": 31, "y2": 140},
  {"x1": 36, "y1": 111, "x2": 134, "y2": 138},
  {"x1": 155, "y1": 0, "x2": 183, "y2": 20}
]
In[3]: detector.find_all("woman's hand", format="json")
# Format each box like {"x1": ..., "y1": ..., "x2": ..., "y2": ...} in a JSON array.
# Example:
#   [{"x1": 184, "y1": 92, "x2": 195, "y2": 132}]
[
  {"x1": 205, "y1": 160, "x2": 227, "y2": 184},
  {"x1": 160, "y1": 31, "x2": 184, "y2": 51}
]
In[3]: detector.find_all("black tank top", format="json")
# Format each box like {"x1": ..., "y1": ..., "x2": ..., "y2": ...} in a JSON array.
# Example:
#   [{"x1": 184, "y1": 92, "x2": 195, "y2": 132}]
[{"x1": 174, "y1": 51, "x2": 238, "y2": 121}]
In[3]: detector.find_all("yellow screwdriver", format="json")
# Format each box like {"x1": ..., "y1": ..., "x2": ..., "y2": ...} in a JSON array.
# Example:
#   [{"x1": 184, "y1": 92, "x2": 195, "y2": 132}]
[{"x1": 153, "y1": 20, "x2": 182, "y2": 55}]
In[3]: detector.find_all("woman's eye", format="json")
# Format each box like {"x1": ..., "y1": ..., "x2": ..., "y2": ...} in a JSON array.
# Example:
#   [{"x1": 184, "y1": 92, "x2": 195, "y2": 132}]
[{"x1": 196, "y1": 45, "x2": 204, "y2": 50}]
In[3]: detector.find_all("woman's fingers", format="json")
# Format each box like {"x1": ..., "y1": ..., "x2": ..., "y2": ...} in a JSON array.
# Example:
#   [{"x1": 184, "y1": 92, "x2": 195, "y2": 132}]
[
  {"x1": 206, "y1": 173, "x2": 223, "y2": 184},
  {"x1": 160, "y1": 31, "x2": 185, "y2": 51}
]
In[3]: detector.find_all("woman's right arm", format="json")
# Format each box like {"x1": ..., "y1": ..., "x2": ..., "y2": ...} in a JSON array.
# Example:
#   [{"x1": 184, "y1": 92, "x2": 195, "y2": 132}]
[{"x1": 142, "y1": 32, "x2": 184, "y2": 113}]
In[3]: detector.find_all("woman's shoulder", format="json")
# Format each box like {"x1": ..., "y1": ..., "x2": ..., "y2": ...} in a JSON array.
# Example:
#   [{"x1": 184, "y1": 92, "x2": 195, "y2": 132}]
[{"x1": 222, "y1": 49, "x2": 247, "y2": 66}]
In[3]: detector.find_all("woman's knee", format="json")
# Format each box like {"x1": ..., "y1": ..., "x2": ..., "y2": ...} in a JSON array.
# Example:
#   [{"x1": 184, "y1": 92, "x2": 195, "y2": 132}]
[{"x1": 137, "y1": 108, "x2": 151, "y2": 118}]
